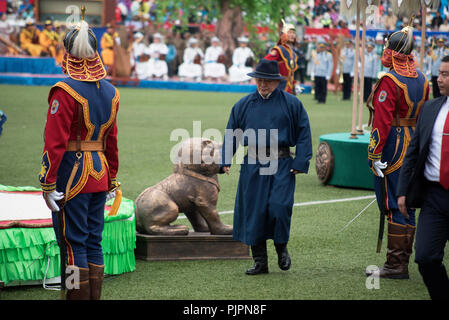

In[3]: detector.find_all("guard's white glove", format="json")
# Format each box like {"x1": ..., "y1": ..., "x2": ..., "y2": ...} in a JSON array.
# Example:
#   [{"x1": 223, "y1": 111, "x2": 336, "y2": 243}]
[
  {"x1": 373, "y1": 160, "x2": 387, "y2": 178},
  {"x1": 295, "y1": 84, "x2": 304, "y2": 95},
  {"x1": 43, "y1": 190, "x2": 64, "y2": 212},
  {"x1": 106, "y1": 190, "x2": 116, "y2": 202}
]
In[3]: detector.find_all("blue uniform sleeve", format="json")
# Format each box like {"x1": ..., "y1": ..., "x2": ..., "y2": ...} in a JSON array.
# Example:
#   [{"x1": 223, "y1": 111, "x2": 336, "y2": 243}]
[{"x1": 290, "y1": 101, "x2": 312, "y2": 173}]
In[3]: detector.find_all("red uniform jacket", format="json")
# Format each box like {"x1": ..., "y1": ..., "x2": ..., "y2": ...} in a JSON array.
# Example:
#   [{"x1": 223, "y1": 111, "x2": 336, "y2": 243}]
[
  {"x1": 39, "y1": 79, "x2": 119, "y2": 201},
  {"x1": 264, "y1": 44, "x2": 298, "y2": 94},
  {"x1": 368, "y1": 71, "x2": 429, "y2": 175}
]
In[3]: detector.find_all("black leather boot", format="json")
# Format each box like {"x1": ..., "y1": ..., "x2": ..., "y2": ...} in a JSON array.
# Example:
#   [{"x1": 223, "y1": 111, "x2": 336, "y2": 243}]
[
  {"x1": 274, "y1": 243, "x2": 291, "y2": 271},
  {"x1": 246, "y1": 242, "x2": 268, "y2": 275}
]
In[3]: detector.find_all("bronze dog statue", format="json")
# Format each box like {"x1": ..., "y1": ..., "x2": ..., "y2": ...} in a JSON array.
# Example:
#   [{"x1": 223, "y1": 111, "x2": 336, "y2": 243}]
[{"x1": 135, "y1": 137, "x2": 233, "y2": 236}]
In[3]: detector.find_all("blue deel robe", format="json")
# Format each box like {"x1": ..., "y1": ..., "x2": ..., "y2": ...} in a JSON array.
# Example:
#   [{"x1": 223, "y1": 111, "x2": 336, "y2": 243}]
[{"x1": 220, "y1": 87, "x2": 312, "y2": 246}]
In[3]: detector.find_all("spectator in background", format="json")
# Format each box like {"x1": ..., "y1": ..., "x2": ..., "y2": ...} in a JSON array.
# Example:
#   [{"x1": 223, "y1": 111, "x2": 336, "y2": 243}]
[
  {"x1": 0, "y1": 11, "x2": 18, "y2": 55},
  {"x1": 295, "y1": 11, "x2": 309, "y2": 41},
  {"x1": 312, "y1": 42, "x2": 333, "y2": 103},
  {"x1": 178, "y1": 37, "x2": 204, "y2": 82},
  {"x1": 306, "y1": 36, "x2": 317, "y2": 80},
  {"x1": 363, "y1": 41, "x2": 378, "y2": 102},
  {"x1": 375, "y1": 33, "x2": 386, "y2": 75},
  {"x1": 100, "y1": 23, "x2": 120, "y2": 73},
  {"x1": 203, "y1": 36, "x2": 227, "y2": 82},
  {"x1": 0, "y1": 0, "x2": 6, "y2": 14},
  {"x1": 228, "y1": 36, "x2": 254, "y2": 83},
  {"x1": 431, "y1": 11, "x2": 444, "y2": 31},
  {"x1": 321, "y1": 12, "x2": 332, "y2": 28},
  {"x1": 129, "y1": 32, "x2": 151, "y2": 80},
  {"x1": 165, "y1": 33, "x2": 178, "y2": 77},
  {"x1": 341, "y1": 38, "x2": 355, "y2": 100},
  {"x1": 423, "y1": 45, "x2": 433, "y2": 80},
  {"x1": 295, "y1": 41, "x2": 307, "y2": 85},
  {"x1": 173, "y1": 32, "x2": 188, "y2": 74},
  {"x1": 19, "y1": 21, "x2": 44, "y2": 57},
  {"x1": 147, "y1": 32, "x2": 169, "y2": 79},
  {"x1": 39, "y1": 20, "x2": 59, "y2": 60},
  {"x1": 383, "y1": 8, "x2": 397, "y2": 31},
  {"x1": 431, "y1": 37, "x2": 449, "y2": 98},
  {"x1": 314, "y1": 0, "x2": 328, "y2": 17},
  {"x1": 0, "y1": 12, "x2": 12, "y2": 34},
  {"x1": 439, "y1": 18, "x2": 449, "y2": 32}
]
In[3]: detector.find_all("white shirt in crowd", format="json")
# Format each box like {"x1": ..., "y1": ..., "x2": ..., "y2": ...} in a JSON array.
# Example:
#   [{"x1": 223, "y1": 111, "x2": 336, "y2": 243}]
[
  {"x1": 228, "y1": 44, "x2": 254, "y2": 83},
  {"x1": 178, "y1": 40, "x2": 204, "y2": 81},
  {"x1": 147, "y1": 35, "x2": 169, "y2": 79},
  {"x1": 204, "y1": 40, "x2": 226, "y2": 79}
]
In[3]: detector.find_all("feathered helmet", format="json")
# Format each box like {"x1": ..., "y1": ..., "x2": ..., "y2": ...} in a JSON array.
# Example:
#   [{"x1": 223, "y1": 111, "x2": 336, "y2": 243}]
[
  {"x1": 381, "y1": 24, "x2": 417, "y2": 77},
  {"x1": 281, "y1": 19, "x2": 295, "y2": 35},
  {"x1": 278, "y1": 19, "x2": 296, "y2": 45},
  {"x1": 61, "y1": 5, "x2": 106, "y2": 82}
]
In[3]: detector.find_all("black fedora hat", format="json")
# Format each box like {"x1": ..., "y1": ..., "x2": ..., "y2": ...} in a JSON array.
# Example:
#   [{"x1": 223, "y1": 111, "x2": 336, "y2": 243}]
[{"x1": 247, "y1": 59, "x2": 284, "y2": 80}]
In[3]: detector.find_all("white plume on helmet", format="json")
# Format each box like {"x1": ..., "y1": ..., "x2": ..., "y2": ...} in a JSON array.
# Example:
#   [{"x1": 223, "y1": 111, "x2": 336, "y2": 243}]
[{"x1": 71, "y1": 20, "x2": 95, "y2": 58}]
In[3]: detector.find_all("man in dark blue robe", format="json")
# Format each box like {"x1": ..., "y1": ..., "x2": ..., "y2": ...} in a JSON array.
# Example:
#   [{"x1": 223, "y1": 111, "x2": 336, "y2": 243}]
[{"x1": 220, "y1": 59, "x2": 312, "y2": 275}]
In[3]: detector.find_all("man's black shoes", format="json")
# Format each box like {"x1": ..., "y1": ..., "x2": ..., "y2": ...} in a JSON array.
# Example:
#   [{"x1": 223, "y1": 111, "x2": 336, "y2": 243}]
[
  {"x1": 275, "y1": 243, "x2": 291, "y2": 271},
  {"x1": 246, "y1": 258, "x2": 269, "y2": 275}
]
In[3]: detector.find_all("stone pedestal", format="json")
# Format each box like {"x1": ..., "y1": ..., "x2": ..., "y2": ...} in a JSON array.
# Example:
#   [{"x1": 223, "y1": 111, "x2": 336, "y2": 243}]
[{"x1": 135, "y1": 232, "x2": 251, "y2": 261}]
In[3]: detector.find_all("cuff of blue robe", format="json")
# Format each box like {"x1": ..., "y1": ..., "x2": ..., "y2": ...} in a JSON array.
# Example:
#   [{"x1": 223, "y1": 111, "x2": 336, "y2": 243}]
[{"x1": 290, "y1": 158, "x2": 309, "y2": 173}]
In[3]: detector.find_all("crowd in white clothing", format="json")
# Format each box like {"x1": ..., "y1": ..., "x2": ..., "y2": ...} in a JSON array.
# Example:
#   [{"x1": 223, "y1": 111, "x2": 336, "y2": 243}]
[{"x1": 129, "y1": 32, "x2": 255, "y2": 83}]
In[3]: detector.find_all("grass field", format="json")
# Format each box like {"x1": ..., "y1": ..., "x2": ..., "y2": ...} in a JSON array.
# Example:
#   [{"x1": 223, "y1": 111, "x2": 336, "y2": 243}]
[{"x1": 0, "y1": 83, "x2": 446, "y2": 300}]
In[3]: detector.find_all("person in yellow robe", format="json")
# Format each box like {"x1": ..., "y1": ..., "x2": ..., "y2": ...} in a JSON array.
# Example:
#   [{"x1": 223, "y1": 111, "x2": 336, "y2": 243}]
[
  {"x1": 100, "y1": 23, "x2": 119, "y2": 72},
  {"x1": 19, "y1": 21, "x2": 44, "y2": 57},
  {"x1": 53, "y1": 21, "x2": 66, "y2": 64},
  {"x1": 39, "y1": 20, "x2": 58, "y2": 59}
]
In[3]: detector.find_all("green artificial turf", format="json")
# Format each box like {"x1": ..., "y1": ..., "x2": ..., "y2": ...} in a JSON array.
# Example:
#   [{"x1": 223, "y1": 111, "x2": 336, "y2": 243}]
[{"x1": 0, "y1": 84, "x2": 445, "y2": 300}]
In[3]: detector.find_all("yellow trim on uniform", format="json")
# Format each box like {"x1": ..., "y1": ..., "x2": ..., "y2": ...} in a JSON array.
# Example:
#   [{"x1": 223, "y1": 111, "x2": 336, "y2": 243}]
[
  {"x1": 39, "y1": 150, "x2": 51, "y2": 185},
  {"x1": 52, "y1": 81, "x2": 95, "y2": 140},
  {"x1": 385, "y1": 127, "x2": 411, "y2": 175},
  {"x1": 382, "y1": 73, "x2": 413, "y2": 112},
  {"x1": 66, "y1": 152, "x2": 89, "y2": 201},
  {"x1": 86, "y1": 151, "x2": 106, "y2": 181},
  {"x1": 414, "y1": 75, "x2": 428, "y2": 119},
  {"x1": 98, "y1": 88, "x2": 119, "y2": 140},
  {"x1": 273, "y1": 45, "x2": 298, "y2": 92}
]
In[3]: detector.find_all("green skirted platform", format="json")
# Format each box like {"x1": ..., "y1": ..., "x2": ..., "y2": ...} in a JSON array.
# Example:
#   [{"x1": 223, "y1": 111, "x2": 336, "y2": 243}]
[
  {"x1": 316, "y1": 133, "x2": 374, "y2": 190},
  {"x1": 0, "y1": 185, "x2": 136, "y2": 286}
]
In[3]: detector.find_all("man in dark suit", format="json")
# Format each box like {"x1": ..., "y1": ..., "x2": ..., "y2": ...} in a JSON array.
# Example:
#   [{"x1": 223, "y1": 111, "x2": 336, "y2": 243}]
[{"x1": 397, "y1": 55, "x2": 449, "y2": 300}]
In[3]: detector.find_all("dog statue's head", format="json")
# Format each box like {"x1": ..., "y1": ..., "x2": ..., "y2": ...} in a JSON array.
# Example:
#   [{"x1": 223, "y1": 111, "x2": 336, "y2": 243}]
[{"x1": 174, "y1": 137, "x2": 221, "y2": 176}]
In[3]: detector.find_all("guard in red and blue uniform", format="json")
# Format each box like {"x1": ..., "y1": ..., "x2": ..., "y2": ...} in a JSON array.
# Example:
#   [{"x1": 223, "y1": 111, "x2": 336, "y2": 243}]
[
  {"x1": 39, "y1": 18, "x2": 119, "y2": 299},
  {"x1": 264, "y1": 20, "x2": 299, "y2": 95},
  {"x1": 366, "y1": 26, "x2": 429, "y2": 279}
]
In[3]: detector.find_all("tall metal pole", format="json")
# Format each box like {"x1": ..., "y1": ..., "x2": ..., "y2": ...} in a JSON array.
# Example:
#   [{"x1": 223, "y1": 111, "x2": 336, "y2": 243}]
[
  {"x1": 357, "y1": 9, "x2": 367, "y2": 134},
  {"x1": 350, "y1": 2, "x2": 361, "y2": 139},
  {"x1": 420, "y1": 4, "x2": 426, "y2": 71}
]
